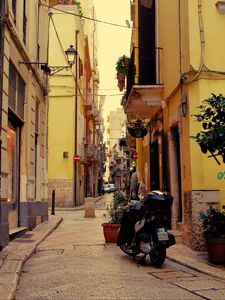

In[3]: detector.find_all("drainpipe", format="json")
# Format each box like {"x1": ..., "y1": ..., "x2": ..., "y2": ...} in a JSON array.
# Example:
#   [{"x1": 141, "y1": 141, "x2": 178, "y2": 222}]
[
  {"x1": 0, "y1": 0, "x2": 5, "y2": 251},
  {"x1": 74, "y1": 30, "x2": 79, "y2": 206}
]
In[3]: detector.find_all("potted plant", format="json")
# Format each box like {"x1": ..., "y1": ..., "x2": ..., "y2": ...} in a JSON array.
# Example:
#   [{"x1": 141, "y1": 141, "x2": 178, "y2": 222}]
[
  {"x1": 102, "y1": 191, "x2": 129, "y2": 243},
  {"x1": 199, "y1": 206, "x2": 225, "y2": 264},
  {"x1": 115, "y1": 55, "x2": 130, "y2": 84}
]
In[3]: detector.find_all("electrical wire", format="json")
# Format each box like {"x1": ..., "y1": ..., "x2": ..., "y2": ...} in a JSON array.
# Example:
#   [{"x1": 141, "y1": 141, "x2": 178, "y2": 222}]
[
  {"x1": 48, "y1": 93, "x2": 125, "y2": 98},
  {"x1": 49, "y1": 14, "x2": 86, "y2": 102},
  {"x1": 40, "y1": 3, "x2": 133, "y2": 29},
  {"x1": 49, "y1": 14, "x2": 68, "y2": 63},
  {"x1": 185, "y1": 0, "x2": 205, "y2": 84},
  {"x1": 48, "y1": 15, "x2": 125, "y2": 100},
  {"x1": 49, "y1": 85, "x2": 121, "y2": 91}
]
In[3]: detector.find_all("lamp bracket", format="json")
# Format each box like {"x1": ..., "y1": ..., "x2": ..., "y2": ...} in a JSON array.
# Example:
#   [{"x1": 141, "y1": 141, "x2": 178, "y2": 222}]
[{"x1": 19, "y1": 61, "x2": 71, "y2": 75}]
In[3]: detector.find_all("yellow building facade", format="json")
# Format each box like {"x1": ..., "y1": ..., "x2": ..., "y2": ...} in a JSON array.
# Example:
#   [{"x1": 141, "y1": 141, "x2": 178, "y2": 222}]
[
  {"x1": 124, "y1": 0, "x2": 225, "y2": 250},
  {"x1": 48, "y1": 1, "x2": 101, "y2": 206},
  {"x1": 0, "y1": 0, "x2": 49, "y2": 249}
]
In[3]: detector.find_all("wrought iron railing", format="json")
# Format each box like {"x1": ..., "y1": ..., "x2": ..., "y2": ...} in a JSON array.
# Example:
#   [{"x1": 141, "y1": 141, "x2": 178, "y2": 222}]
[{"x1": 126, "y1": 47, "x2": 163, "y2": 99}]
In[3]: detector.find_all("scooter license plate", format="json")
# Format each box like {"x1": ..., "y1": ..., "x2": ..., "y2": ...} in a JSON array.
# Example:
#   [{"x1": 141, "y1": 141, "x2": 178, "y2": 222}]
[{"x1": 156, "y1": 228, "x2": 169, "y2": 241}]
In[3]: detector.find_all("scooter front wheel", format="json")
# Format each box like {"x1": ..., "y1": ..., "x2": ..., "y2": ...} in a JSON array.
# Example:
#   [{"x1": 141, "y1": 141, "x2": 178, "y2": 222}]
[
  {"x1": 150, "y1": 247, "x2": 166, "y2": 267},
  {"x1": 119, "y1": 243, "x2": 140, "y2": 256}
]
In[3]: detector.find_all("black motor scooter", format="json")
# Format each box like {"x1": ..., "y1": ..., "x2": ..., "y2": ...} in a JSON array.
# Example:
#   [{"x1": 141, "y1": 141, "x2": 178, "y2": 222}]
[{"x1": 117, "y1": 190, "x2": 175, "y2": 267}]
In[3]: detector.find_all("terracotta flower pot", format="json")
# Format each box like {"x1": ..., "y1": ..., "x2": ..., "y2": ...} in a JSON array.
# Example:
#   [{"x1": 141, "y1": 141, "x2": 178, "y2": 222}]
[
  {"x1": 118, "y1": 79, "x2": 125, "y2": 91},
  {"x1": 206, "y1": 236, "x2": 225, "y2": 264},
  {"x1": 117, "y1": 72, "x2": 126, "y2": 80},
  {"x1": 102, "y1": 223, "x2": 120, "y2": 243}
]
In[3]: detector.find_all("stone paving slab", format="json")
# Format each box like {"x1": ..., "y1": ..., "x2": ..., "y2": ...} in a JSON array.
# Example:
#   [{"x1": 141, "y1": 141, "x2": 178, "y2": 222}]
[
  {"x1": 0, "y1": 215, "x2": 62, "y2": 300},
  {"x1": 167, "y1": 245, "x2": 225, "y2": 281},
  {"x1": 1, "y1": 208, "x2": 225, "y2": 300}
]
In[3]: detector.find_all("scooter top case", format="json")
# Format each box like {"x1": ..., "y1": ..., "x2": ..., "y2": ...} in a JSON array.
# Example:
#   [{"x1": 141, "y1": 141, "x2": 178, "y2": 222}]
[{"x1": 142, "y1": 190, "x2": 173, "y2": 212}]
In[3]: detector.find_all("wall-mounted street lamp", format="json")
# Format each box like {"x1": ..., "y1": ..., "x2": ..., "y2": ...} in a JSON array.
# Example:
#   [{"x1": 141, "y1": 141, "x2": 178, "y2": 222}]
[
  {"x1": 20, "y1": 45, "x2": 77, "y2": 75},
  {"x1": 95, "y1": 121, "x2": 101, "y2": 131},
  {"x1": 216, "y1": 1, "x2": 225, "y2": 13}
]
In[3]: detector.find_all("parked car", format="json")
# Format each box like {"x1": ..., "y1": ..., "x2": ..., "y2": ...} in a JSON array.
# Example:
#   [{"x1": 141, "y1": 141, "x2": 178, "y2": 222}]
[{"x1": 103, "y1": 183, "x2": 116, "y2": 193}]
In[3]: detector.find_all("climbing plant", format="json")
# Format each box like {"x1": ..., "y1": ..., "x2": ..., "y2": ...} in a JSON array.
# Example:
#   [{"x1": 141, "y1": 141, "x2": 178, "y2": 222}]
[{"x1": 73, "y1": 1, "x2": 83, "y2": 16}]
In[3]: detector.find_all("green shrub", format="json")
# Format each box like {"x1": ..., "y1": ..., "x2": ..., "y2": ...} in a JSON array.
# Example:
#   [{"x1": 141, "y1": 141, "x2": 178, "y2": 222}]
[
  {"x1": 103, "y1": 191, "x2": 129, "y2": 224},
  {"x1": 199, "y1": 206, "x2": 225, "y2": 237}
]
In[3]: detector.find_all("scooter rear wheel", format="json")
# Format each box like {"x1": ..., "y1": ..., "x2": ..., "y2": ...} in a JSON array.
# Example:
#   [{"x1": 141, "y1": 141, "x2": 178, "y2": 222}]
[
  {"x1": 150, "y1": 247, "x2": 166, "y2": 267},
  {"x1": 119, "y1": 243, "x2": 140, "y2": 256}
]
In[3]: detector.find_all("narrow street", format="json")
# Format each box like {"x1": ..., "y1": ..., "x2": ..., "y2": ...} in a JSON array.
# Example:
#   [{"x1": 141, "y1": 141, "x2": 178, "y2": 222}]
[{"x1": 15, "y1": 194, "x2": 225, "y2": 300}]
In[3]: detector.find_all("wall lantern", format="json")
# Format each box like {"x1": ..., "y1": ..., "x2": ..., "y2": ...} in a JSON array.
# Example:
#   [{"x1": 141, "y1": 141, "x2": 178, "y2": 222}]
[
  {"x1": 65, "y1": 45, "x2": 78, "y2": 66},
  {"x1": 181, "y1": 93, "x2": 188, "y2": 117},
  {"x1": 63, "y1": 151, "x2": 69, "y2": 158},
  {"x1": 119, "y1": 137, "x2": 127, "y2": 147},
  {"x1": 127, "y1": 119, "x2": 148, "y2": 138},
  {"x1": 95, "y1": 121, "x2": 101, "y2": 130},
  {"x1": 20, "y1": 45, "x2": 78, "y2": 75},
  {"x1": 216, "y1": 1, "x2": 225, "y2": 13}
]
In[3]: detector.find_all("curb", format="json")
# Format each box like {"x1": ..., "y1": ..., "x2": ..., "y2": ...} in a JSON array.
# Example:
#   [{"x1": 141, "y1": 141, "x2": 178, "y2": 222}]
[{"x1": 167, "y1": 254, "x2": 225, "y2": 282}]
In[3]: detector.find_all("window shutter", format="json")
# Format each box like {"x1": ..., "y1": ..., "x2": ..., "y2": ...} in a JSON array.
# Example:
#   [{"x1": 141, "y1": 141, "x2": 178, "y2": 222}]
[{"x1": 8, "y1": 63, "x2": 16, "y2": 111}]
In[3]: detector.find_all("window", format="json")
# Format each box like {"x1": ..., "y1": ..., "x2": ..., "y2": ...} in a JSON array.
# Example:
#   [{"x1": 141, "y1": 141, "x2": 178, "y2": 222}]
[
  {"x1": 37, "y1": 44, "x2": 40, "y2": 63},
  {"x1": 12, "y1": 0, "x2": 16, "y2": 24},
  {"x1": 79, "y1": 57, "x2": 83, "y2": 78},
  {"x1": 35, "y1": 100, "x2": 39, "y2": 134},
  {"x1": 23, "y1": 0, "x2": 27, "y2": 44},
  {"x1": 8, "y1": 62, "x2": 25, "y2": 120},
  {"x1": 7, "y1": 121, "x2": 19, "y2": 203}
]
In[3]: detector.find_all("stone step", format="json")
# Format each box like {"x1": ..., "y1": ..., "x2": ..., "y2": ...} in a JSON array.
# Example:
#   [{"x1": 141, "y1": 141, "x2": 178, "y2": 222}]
[
  {"x1": 36, "y1": 216, "x2": 42, "y2": 225},
  {"x1": 168, "y1": 229, "x2": 183, "y2": 244},
  {"x1": 9, "y1": 227, "x2": 29, "y2": 241}
]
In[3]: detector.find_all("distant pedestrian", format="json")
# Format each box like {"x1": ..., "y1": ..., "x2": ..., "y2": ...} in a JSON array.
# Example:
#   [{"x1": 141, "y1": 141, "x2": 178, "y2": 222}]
[{"x1": 130, "y1": 167, "x2": 139, "y2": 200}]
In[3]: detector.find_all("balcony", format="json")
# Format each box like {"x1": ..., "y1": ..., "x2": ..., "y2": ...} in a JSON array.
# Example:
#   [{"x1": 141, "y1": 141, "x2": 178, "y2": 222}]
[{"x1": 124, "y1": 47, "x2": 163, "y2": 119}]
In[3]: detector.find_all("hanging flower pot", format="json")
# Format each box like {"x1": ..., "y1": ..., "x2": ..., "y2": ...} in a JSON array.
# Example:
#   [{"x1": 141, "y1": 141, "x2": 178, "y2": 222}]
[
  {"x1": 117, "y1": 72, "x2": 126, "y2": 81},
  {"x1": 127, "y1": 119, "x2": 148, "y2": 138},
  {"x1": 115, "y1": 55, "x2": 130, "y2": 75},
  {"x1": 118, "y1": 79, "x2": 125, "y2": 91}
]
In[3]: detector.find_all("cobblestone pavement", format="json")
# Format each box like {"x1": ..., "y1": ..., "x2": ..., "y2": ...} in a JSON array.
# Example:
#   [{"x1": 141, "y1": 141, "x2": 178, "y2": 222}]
[{"x1": 1, "y1": 194, "x2": 225, "y2": 300}]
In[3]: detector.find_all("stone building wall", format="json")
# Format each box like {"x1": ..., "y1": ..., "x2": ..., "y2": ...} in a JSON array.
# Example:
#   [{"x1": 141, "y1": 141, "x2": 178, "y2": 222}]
[
  {"x1": 48, "y1": 179, "x2": 74, "y2": 207},
  {"x1": 183, "y1": 190, "x2": 220, "y2": 251}
]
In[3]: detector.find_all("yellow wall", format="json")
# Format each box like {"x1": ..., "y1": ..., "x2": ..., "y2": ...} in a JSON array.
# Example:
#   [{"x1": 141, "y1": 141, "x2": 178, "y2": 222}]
[
  {"x1": 2, "y1": 0, "x2": 49, "y2": 202},
  {"x1": 188, "y1": 0, "x2": 225, "y2": 72},
  {"x1": 48, "y1": 6, "x2": 85, "y2": 181},
  {"x1": 158, "y1": 0, "x2": 181, "y2": 98},
  {"x1": 189, "y1": 80, "x2": 225, "y2": 200},
  {"x1": 188, "y1": 1, "x2": 225, "y2": 205},
  {"x1": 159, "y1": 0, "x2": 225, "y2": 206},
  {"x1": 48, "y1": 97, "x2": 75, "y2": 179}
]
